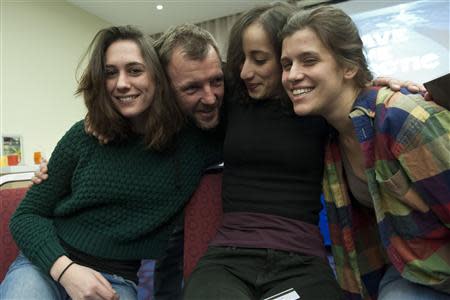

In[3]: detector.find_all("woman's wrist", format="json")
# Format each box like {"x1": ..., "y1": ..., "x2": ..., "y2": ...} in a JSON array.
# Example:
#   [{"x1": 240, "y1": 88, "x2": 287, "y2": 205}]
[
  {"x1": 57, "y1": 261, "x2": 76, "y2": 283},
  {"x1": 50, "y1": 255, "x2": 73, "y2": 281}
]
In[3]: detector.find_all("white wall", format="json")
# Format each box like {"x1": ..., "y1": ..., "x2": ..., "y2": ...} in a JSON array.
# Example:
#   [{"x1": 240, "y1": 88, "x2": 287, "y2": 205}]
[{"x1": 1, "y1": 0, "x2": 110, "y2": 166}]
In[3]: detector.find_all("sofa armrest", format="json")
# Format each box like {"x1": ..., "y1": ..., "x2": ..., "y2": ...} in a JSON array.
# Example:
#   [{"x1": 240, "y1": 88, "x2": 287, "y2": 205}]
[{"x1": 0, "y1": 187, "x2": 29, "y2": 281}]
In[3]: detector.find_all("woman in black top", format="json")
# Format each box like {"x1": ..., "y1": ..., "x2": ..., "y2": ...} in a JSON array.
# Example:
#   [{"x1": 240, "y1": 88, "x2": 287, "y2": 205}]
[{"x1": 184, "y1": 3, "x2": 343, "y2": 299}]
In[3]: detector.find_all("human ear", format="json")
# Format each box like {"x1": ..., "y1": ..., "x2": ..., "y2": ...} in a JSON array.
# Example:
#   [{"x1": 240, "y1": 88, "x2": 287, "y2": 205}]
[{"x1": 343, "y1": 65, "x2": 358, "y2": 80}]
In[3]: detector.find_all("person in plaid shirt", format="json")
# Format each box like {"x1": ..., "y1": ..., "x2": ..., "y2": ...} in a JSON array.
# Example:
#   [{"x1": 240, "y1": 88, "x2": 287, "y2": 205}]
[{"x1": 281, "y1": 6, "x2": 450, "y2": 300}]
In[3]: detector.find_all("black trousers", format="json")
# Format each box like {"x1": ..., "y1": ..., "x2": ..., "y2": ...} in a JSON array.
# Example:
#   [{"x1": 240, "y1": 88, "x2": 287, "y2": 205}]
[
  {"x1": 184, "y1": 246, "x2": 343, "y2": 300},
  {"x1": 153, "y1": 218, "x2": 184, "y2": 300}
]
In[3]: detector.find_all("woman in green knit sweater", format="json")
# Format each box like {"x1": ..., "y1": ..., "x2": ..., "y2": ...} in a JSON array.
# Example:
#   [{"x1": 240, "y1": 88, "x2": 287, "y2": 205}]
[{"x1": 0, "y1": 26, "x2": 219, "y2": 300}]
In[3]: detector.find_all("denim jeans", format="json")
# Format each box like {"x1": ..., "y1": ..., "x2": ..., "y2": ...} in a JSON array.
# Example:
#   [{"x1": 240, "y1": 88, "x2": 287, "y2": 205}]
[
  {"x1": 0, "y1": 253, "x2": 138, "y2": 300},
  {"x1": 378, "y1": 265, "x2": 450, "y2": 300}
]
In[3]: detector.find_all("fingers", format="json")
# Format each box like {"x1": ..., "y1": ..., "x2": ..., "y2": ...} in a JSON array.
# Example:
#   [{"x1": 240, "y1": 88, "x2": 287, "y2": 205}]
[
  {"x1": 84, "y1": 117, "x2": 101, "y2": 141},
  {"x1": 92, "y1": 272, "x2": 119, "y2": 300},
  {"x1": 30, "y1": 158, "x2": 49, "y2": 186},
  {"x1": 59, "y1": 264, "x2": 119, "y2": 300},
  {"x1": 372, "y1": 76, "x2": 425, "y2": 94},
  {"x1": 404, "y1": 80, "x2": 426, "y2": 93},
  {"x1": 371, "y1": 76, "x2": 401, "y2": 91},
  {"x1": 94, "y1": 284, "x2": 118, "y2": 300},
  {"x1": 99, "y1": 135, "x2": 109, "y2": 145},
  {"x1": 83, "y1": 116, "x2": 110, "y2": 144},
  {"x1": 35, "y1": 171, "x2": 48, "y2": 180},
  {"x1": 31, "y1": 176, "x2": 41, "y2": 185},
  {"x1": 372, "y1": 76, "x2": 391, "y2": 83},
  {"x1": 93, "y1": 271, "x2": 114, "y2": 292},
  {"x1": 388, "y1": 80, "x2": 402, "y2": 91},
  {"x1": 33, "y1": 169, "x2": 48, "y2": 181},
  {"x1": 400, "y1": 80, "x2": 418, "y2": 93},
  {"x1": 371, "y1": 76, "x2": 391, "y2": 85},
  {"x1": 91, "y1": 131, "x2": 109, "y2": 144},
  {"x1": 39, "y1": 158, "x2": 48, "y2": 169},
  {"x1": 39, "y1": 160, "x2": 49, "y2": 177},
  {"x1": 385, "y1": 78, "x2": 403, "y2": 91},
  {"x1": 86, "y1": 125, "x2": 109, "y2": 144},
  {"x1": 31, "y1": 170, "x2": 48, "y2": 185}
]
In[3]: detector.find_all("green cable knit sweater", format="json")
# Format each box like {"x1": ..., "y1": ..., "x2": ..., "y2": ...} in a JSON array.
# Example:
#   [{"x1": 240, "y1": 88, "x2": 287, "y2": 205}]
[{"x1": 10, "y1": 120, "x2": 222, "y2": 274}]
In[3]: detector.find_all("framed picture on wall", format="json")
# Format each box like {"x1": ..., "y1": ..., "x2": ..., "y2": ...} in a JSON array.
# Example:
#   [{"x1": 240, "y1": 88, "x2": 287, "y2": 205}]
[{"x1": 1, "y1": 135, "x2": 23, "y2": 166}]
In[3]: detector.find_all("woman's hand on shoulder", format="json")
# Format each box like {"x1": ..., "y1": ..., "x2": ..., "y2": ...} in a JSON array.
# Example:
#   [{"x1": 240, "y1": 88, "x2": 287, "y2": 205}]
[
  {"x1": 30, "y1": 159, "x2": 48, "y2": 186},
  {"x1": 371, "y1": 76, "x2": 427, "y2": 94},
  {"x1": 84, "y1": 116, "x2": 110, "y2": 145}
]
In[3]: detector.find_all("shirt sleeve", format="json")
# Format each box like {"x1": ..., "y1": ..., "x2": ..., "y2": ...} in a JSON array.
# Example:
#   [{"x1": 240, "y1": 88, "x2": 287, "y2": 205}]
[
  {"x1": 395, "y1": 94, "x2": 450, "y2": 225},
  {"x1": 383, "y1": 93, "x2": 450, "y2": 292}
]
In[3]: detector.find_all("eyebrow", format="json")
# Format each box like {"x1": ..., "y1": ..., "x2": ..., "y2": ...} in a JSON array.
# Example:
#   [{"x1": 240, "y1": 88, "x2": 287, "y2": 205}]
[
  {"x1": 299, "y1": 51, "x2": 318, "y2": 57},
  {"x1": 179, "y1": 81, "x2": 200, "y2": 90},
  {"x1": 179, "y1": 74, "x2": 224, "y2": 89},
  {"x1": 105, "y1": 62, "x2": 145, "y2": 68},
  {"x1": 249, "y1": 50, "x2": 271, "y2": 56},
  {"x1": 281, "y1": 51, "x2": 318, "y2": 60}
]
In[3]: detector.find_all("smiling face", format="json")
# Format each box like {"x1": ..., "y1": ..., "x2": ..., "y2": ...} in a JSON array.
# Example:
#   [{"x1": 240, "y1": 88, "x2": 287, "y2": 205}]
[
  {"x1": 105, "y1": 40, "x2": 155, "y2": 126},
  {"x1": 281, "y1": 28, "x2": 350, "y2": 117},
  {"x1": 240, "y1": 22, "x2": 282, "y2": 100},
  {"x1": 167, "y1": 45, "x2": 224, "y2": 130}
]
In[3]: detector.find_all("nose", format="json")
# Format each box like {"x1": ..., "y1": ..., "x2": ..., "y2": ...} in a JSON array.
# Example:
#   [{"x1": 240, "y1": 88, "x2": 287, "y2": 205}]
[
  {"x1": 240, "y1": 60, "x2": 253, "y2": 80},
  {"x1": 201, "y1": 84, "x2": 217, "y2": 105},
  {"x1": 288, "y1": 63, "x2": 304, "y2": 82},
  {"x1": 116, "y1": 72, "x2": 131, "y2": 91}
]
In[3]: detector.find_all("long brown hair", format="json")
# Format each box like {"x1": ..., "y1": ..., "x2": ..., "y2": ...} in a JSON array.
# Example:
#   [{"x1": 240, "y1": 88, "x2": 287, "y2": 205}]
[{"x1": 77, "y1": 25, "x2": 184, "y2": 151}]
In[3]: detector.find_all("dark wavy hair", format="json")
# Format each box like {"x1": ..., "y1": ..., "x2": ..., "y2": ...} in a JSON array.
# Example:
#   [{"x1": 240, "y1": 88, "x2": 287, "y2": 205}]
[
  {"x1": 226, "y1": 2, "x2": 295, "y2": 103},
  {"x1": 76, "y1": 25, "x2": 184, "y2": 151},
  {"x1": 281, "y1": 6, "x2": 373, "y2": 88}
]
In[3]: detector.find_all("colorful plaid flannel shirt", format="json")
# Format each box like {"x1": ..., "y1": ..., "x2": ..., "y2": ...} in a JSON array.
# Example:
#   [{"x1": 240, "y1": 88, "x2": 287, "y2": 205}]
[{"x1": 323, "y1": 87, "x2": 450, "y2": 299}]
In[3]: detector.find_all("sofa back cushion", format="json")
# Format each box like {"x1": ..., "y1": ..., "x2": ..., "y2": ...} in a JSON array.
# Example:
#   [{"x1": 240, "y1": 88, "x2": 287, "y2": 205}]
[{"x1": 183, "y1": 172, "x2": 223, "y2": 278}]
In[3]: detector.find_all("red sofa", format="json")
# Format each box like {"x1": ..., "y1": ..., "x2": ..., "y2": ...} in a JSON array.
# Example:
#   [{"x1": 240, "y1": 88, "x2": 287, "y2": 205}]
[
  {"x1": 0, "y1": 187, "x2": 28, "y2": 282},
  {"x1": 183, "y1": 171, "x2": 222, "y2": 278}
]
